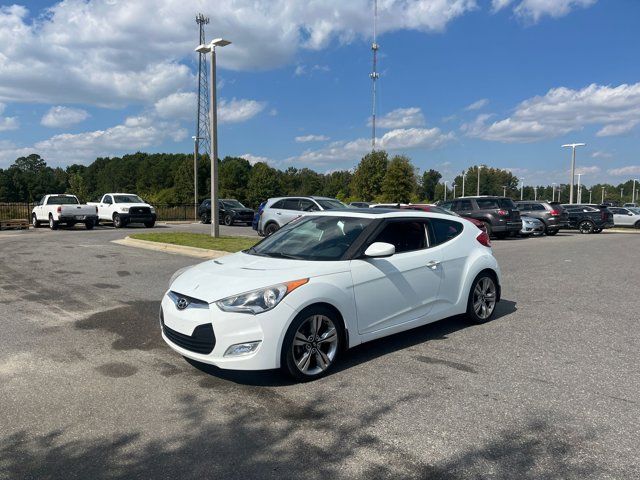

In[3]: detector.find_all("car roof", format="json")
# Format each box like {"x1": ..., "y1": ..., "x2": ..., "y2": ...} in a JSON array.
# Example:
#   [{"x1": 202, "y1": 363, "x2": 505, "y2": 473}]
[
  {"x1": 267, "y1": 196, "x2": 337, "y2": 201},
  {"x1": 301, "y1": 208, "x2": 471, "y2": 222}
]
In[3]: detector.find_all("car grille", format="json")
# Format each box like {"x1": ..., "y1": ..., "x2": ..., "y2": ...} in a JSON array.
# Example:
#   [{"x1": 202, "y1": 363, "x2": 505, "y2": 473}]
[
  {"x1": 130, "y1": 206, "x2": 151, "y2": 215},
  {"x1": 160, "y1": 309, "x2": 215, "y2": 354}
]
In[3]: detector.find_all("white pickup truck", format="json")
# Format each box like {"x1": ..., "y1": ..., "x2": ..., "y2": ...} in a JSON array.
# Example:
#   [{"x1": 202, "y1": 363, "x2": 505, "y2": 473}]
[
  {"x1": 32, "y1": 194, "x2": 98, "y2": 230},
  {"x1": 88, "y1": 193, "x2": 156, "y2": 228}
]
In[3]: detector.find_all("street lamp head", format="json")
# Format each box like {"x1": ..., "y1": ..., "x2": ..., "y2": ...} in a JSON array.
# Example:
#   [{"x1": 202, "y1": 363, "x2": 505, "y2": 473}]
[
  {"x1": 561, "y1": 143, "x2": 586, "y2": 148},
  {"x1": 211, "y1": 38, "x2": 231, "y2": 47},
  {"x1": 195, "y1": 44, "x2": 211, "y2": 53}
]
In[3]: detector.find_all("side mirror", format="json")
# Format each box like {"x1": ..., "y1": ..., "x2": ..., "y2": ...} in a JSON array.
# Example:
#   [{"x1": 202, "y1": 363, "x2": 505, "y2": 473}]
[{"x1": 364, "y1": 242, "x2": 395, "y2": 258}]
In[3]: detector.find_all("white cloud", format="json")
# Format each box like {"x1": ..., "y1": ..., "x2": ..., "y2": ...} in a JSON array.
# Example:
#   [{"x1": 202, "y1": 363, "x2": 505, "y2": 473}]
[
  {"x1": 294, "y1": 65, "x2": 307, "y2": 76},
  {"x1": 293, "y1": 127, "x2": 454, "y2": 167},
  {"x1": 608, "y1": 166, "x2": 640, "y2": 177},
  {"x1": 575, "y1": 165, "x2": 601, "y2": 175},
  {"x1": 462, "y1": 83, "x2": 640, "y2": 143},
  {"x1": 41, "y1": 106, "x2": 90, "y2": 128},
  {"x1": 492, "y1": 0, "x2": 597, "y2": 22},
  {"x1": 591, "y1": 150, "x2": 612, "y2": 159},
  {"x1": 0, "y1": 1, "x2": 479, "y2": 108},
  {"x1": 0, "y1": 102, "x2": 18, "y2": 131},
  {"x1": 240, "y1": 153, "x2": 276, "y2": 166},
  {"x1": 370, "y1": 107, "x2": 426, "y2": 129},
  {"x1": 295, "y1": 134, "x2": 330, "y2": 143},
  {"x1": 465, "y1": 98, "x2": 489, "y2": 111},
  {"x1": 154, "y1": 93, "x2": 265, "y2": 123}
]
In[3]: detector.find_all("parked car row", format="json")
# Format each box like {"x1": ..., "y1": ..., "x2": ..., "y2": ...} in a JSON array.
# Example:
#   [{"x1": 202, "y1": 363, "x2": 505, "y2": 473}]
[{"x1": 32, "y1": 192, "x2": 156, "y2": 230}]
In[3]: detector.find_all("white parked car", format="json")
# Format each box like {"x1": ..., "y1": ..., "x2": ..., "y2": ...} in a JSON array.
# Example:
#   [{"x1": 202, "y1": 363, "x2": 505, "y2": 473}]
[
  {"x1": 161, "y1": 210, "x2": 502, "y2": 380},
  {"x1": 88, "y1": 193, "x2": 156, "y2": 228},
  {"x1": 32, "y1": 194, "x2": 98, "y2": 230},
  {"x1": 609, "y1": 207, "x2": 640, "y2": 228}
]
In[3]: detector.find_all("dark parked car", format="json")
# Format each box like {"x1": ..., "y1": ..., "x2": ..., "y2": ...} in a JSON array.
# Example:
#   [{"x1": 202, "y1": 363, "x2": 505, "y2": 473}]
[
  {"x1": 439, "y1": 196, "x2": 521, "y2": 238},
  {"x1": 515, "y1": 201, "x2": 568, "y2": 236},
  {"x1": 400, "y1": 204, "x2": 486, "y2": 231},
  {"x1": 349, "y1": 201, "x2": 372, "y2": 208},
  {"x1": 198, "y1": 199, "x2": 255, "y2": 226},
  {"x1": 561, "y1": 204, "x2": 614, "y2": 234}
]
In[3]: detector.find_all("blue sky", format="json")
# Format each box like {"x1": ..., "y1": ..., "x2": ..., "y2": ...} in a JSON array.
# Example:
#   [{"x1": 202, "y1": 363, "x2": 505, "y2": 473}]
[{"x1": 1, "y1": 0, "x2": 639, "y2": 186}]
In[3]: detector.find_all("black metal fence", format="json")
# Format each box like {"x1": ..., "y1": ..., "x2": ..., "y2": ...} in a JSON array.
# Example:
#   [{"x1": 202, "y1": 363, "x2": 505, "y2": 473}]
[{"x1": 0, "y1": 203, "x2": 198, "y2": 222}]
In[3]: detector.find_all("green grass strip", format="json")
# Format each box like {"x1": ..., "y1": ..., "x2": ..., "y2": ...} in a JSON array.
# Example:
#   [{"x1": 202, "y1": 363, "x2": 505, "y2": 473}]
[{"x1": 130, "y1": 232, "x2": 258, "y2": 252}]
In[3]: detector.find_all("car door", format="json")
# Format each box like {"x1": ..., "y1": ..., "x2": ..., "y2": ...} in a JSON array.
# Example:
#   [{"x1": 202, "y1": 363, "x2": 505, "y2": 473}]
[
  {"x1": 350, "y1": 219, "x2": 442, "y2": 335},
  {"x1": 278, "y1": 198, "x2": 304, "y2": 225},
  {"x1": 101, "y1": 195, "x2": 113, "y2": 219},
  {"x1": 613, "y1": 208, "x2": 633, "y2": 226}
]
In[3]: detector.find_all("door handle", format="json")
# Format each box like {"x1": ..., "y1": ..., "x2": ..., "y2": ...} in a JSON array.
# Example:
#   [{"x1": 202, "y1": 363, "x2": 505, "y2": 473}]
[
  {"x1": 426, "y1": 260, "x2": 440, "y2": 269},
  {"x1": 276, "y1": 212, "x2": 281, "y2": 215}
]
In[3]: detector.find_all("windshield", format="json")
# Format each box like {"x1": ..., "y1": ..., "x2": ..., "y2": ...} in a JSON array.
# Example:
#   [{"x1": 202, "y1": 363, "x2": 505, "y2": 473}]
[
  {"x1": 114, "y1": 195, "x2": 144, "y2": 203},
  {"x1": 317, "y1": 199, "x2": 347, "y2": 210},
  {"x1": 247, "y1": 216, "x2": 371, "y2": 261},
  {"x1": 222, "y1": 200, "x2": 246, "y2": 209},
  {"x1": 47, "y1": 195, "x2": 78, "y2": 205},
  {"x1": 628, "y1": 208, "x2": 640, "y2": 215}
]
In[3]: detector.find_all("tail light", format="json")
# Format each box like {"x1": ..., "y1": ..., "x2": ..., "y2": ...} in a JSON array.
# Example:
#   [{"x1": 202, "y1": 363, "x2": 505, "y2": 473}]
[
  {"x1": 549, "y1": 209, "x2": 561, "y2": 216},
  {"x1": 476, "y1": 231, "x2": 491, "y2": 247},
  {"x1": 497, "y1": 209, "x2": 508, "y2": 216},
  {"x1": 57, "y1": 206, "x2": 62, "y2": 214}
]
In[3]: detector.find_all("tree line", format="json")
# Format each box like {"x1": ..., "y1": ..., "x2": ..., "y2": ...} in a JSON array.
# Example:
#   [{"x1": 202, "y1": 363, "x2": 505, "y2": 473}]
[{"x1": 0, "y1": 151, "x2": 637, "y2": 208}]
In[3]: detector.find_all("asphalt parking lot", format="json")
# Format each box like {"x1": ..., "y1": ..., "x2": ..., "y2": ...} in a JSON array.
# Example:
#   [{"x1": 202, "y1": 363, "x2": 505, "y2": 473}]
[{"x1": 1, "y1": 225, "x2": 638, "y2": 479}]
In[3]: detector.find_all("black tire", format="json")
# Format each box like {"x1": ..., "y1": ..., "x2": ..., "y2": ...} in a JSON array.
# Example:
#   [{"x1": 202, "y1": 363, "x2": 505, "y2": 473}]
[
  {"x1": 94, "y1": 218, "x2": 100, "y2": 227},
  {"x1": 144, "y1": 220, "x2": 155, "y2": 228},
  {"x1": 281, "y1": 305, "x2": 344, "y2": 381},
  {"x1": 200, "y1": 213, "x2": 210, "y2": 224},
  {"x1": 483, "y1": 222, "x2": 492, "y2": 238},
  {"x1": 32, "y1": 214, "x2": 40, "y2": 228},
  {"x1": 578, "y1": 220, "x2": 594, "y2": 234},
  {"x1": 49, "y1": 215, "x2": 58, "y2": 230},
  {"x1": 495, "y1": 232, "x2": 508, "y2": 240},
  {"x1": 545, "y1": 229, "x2": 559, "y2": 236},
  {"x1": 224, "y1": 214, "x2": 233, "y2": 226},
  {"x1": 113, "y1": 213, "x2": 123, "y2": 229},
  {"x1": 466, "y1": 272, "x2": 498, "y2": 324},
  {"x1": 265, "y1": 222, "x2": 279, "y2": 236},
  {"x1": 593, "y1": 228, "x2": 602, "y2": 233},
  {"x1": 635, "y1": 221, "x2": 640, "y2": 229},
  {"x1": 85, "y1": 221, "x2": 94, "y2": 230}
]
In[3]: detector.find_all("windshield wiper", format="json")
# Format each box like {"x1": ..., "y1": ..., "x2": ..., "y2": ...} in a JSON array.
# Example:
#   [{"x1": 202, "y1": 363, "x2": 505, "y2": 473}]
[{"x1": 262, "y1": 252, "x2": 304, "y2": 260}]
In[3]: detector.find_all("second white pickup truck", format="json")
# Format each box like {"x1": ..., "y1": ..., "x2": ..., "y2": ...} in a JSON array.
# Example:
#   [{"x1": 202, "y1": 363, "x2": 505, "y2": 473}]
[
  {"x1": 32, "y1": 194, "x2": 98, "y2": 230},
  {"x1": 88, "y1": 193, "x2": 156, "y2": 228}
]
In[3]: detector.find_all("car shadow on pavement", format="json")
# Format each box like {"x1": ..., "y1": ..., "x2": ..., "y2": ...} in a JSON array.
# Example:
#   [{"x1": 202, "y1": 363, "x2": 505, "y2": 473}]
[{"x1": 188, "y1": 299, "x2": 517, "y2": 387}]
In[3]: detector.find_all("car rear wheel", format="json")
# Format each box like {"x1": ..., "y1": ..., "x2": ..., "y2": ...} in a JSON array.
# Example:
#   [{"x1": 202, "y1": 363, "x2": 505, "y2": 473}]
[
  {"x1": 483, "y1": 222, "x2": 492, "y2": 237},
  {"x1": 224, "y1": 214, "x2": 233, "y2": 226},
  {"x1": 200, "y1": 212, "x2": 210, "y2": 224},
  {"x1": 282, "y1": 306, "x2": 342, "y2": 381},
  {"x1": 85, "y1": 221, "x2": 94, "y2": 230},
  {"x1": 578, "y1": 220, "x2": 594, "y2": 234},
  {"x1": 265, "y1": 223, "x2": 279, "y2": 236},
  {"x1": 144, "y1": 220, "x2": 155, "y2": 228},
  {"x1": 49, "y1": 215, "x2": 58, "y2": 230},
  {"x1": 467, "y1": 273, "x2": 498, "y2": 324},
  {"x1": 113, "y1": 213, "x2": 123, "y2": 229}
]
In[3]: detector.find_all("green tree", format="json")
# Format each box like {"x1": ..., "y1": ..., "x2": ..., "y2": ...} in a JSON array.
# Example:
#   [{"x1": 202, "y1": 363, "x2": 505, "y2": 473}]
[
  {"x1": 351, "y1": 150, "x2": 388, "y2": 201},
  {"x1": 381, "y1": 155, "x2": 416, "y2": 203},
  {"x1": 220, "y1": 156, "x2": 252, "y2": 204},
  {"x1": 68, "y1": 173, "x2": 89, "y2": 202},
  {"x1": 246, "y1": 162, "x2": 281, "y2": 208},
  {"x1": 421, "y1": 169, "x2": 442, "y2": 201}
]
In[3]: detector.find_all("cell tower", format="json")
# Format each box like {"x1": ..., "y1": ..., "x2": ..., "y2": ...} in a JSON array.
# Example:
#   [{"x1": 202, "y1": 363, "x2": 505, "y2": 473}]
[
  {"x1": 195, "y1": 13, "x2": 211, "y2": 157},
  {"x1": 370, "y1": 0, "x2": 379, "y2": 151}
]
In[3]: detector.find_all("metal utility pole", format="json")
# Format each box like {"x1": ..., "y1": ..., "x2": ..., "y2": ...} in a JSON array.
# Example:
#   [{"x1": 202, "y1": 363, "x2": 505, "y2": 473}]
[
  {"x1": 562, "y1": 143, "x2": 586, "y2": 204},
  {"x1": 196, "y1": 38, "x2": 231, "y2": 238},
  {"x1": 520, "y1": 178, "x2": 525, "y2": 200},
  {"x1": 370, "y1": 0, "x2": 379, "y2": 151},
  {"x1": 461, "y1": 171, "x2": 466, "y2": 197},
  {"x1": 502, "y1": 185, "x2": 507, "y2": 197},
  {"x1": 476, "y1": 166, "x2": 481, "y2": 196},
  {"x1": 192, "y1": 136, "x2": 201, "y2": 221},
  {"x1": 633, "y1": 179, "x2": 638, "y2": 204},
  {"x1": 534, "y1": 186, "x2": 538, "y2": 201},
  {"x1": 195, "y1": 15, "x2": 211, "y2": 168},
  {"x1": 601, "y1": 186, "x2": 606, "y2": 204},
  {"x1": 588, "y1": 189, "x2": 592, "y2": 204},
  {"x1": 620, "y1": 187, "x2": 624, "y2": 200},
  {"x1": 444, "y1": 181, "x2": 449, "y2": 201},
  {"x1": 576, "y1": 173, "x2": 582, "y2": 204},
  {"x1": 452, "y1": 184, "x2": 457, "y2": 199},
  {"x1": 551, "y1": 183, "x2": 556, "y2": 202}
]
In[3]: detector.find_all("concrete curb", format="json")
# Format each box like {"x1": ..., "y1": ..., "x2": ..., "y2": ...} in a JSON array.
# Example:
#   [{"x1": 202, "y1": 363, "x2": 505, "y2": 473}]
[
  {"x1": 603, "y1": 228, "x2": 640, "y2": 234},
  {"x1": 112, "y1": 236, "x2": 230, "y2": 259}
]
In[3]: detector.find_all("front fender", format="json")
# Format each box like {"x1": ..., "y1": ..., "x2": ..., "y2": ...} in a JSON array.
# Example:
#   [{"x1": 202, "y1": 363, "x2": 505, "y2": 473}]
[{"x1": 457, "y1": 250, "x2": 502, "y2": 307}]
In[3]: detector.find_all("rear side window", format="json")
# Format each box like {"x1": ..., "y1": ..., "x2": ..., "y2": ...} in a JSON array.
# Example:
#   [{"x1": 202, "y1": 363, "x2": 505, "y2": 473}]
[
  {"x1": 531, "y1": 204, "x2": 546, "y2": 211},
  {"x1": 271, "y1": 200, "x2": 285, "y2": 209},
  {"x1": 372, "y1": 220, "x2": 428, "y2": 253},
  {"x1": 299, "y1": 199, "x2": 319, "y2": 212},
  {"x1": 455, "y1": 200, "x2": 473, "y2": 211},
  {"x1": 429, "y1": 218, "x2": 464, "y2": 246},
  {"x1": 476, "y1": 199, "x2": 499, "y2": 209},
  {"x1": 497, "y1": 198, "x2": 516, "y2": 209}
]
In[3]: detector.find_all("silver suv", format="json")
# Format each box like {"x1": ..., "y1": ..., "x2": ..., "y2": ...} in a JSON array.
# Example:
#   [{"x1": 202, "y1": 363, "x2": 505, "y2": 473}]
[{"x1": 257, "y1": 196, "x2": 347, "y2": 236}]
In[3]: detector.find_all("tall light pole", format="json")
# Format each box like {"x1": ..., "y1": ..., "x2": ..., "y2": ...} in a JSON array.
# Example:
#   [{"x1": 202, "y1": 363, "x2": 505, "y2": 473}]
[
  {"x1": 601, "y1": 186, "x2": 606, "y2": 204},
  {"x1": 192, "y1": 135, "x2": 202, "y2": 221},
  {"x1": 520, "y1": 177, "x2": 525, "y2": 200},
  {"x1": 633, "y1": 179, "x2": 638, "y2": 205},
  {"x1": 620, "y1": 187, "x2": 624, "y2": 201},
  {"x1": 461, "y1": 171, "x2": 466, "y2": 198},
  {"x1": 444, "y1": 181, "x2": 449, "y2": 201},
  {"x1": 502, "y1": 185, "x2": 507, "y2": 197},
  {"x1": 534, "y1": 186, "x2": 538, "y2": 201},
  {"x1": 588, "y1": 189, "x2": 592, "y2": 204},
  {"x1": 196, "y1": 38, "x2": 231, "y2": 238},
  {"x1": 562, "y1": 143, "x2": 586, "y2": 204},
  {"x1": 476, "y1": 165, "x2": 482, "y2": 196},
  {"x1": 576, "y1": 173, "x2": 582, "y2": 204},
  {"x1": 452, "y1": 183, "x2": 457, "y2": 199},
  {"x1": 551, "y1": 183, "x2": 557, "y2": 202}
]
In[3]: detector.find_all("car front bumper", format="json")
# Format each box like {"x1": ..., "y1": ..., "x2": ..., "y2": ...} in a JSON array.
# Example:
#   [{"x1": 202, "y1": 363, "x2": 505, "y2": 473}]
[
  {"x1": 120, "y1": 213, "x2": 156, "y2": 223},
  {"x1": 160, "y1": 291, "x2": 293, "y2": 370}
]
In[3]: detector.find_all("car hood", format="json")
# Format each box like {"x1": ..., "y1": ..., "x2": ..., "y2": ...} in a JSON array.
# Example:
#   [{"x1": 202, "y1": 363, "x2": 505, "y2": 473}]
[
  {"x1": 119, "y1": 203, "x2": 151, "y2": 208},
  {"x1": 169, "y1": 252, "x2": 348, "y2": 303},
  {"x1": 229, "y1": 208, "x2": 254, "y2": 214}
]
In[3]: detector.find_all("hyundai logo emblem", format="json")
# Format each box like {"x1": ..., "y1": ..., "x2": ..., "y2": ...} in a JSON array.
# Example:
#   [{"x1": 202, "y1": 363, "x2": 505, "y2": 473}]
[{"x1": 176, "y1": 297, "x2": 190, "y2": 310}]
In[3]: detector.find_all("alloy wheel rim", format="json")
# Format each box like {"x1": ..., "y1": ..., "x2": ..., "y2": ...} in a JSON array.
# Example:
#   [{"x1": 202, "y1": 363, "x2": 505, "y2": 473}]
[
  {"x1": 473, "y1": 277, "x2": 496, "y2": 320},
  {"x1": 292, "y1": 314, "x2": 338, "y2": 376}
]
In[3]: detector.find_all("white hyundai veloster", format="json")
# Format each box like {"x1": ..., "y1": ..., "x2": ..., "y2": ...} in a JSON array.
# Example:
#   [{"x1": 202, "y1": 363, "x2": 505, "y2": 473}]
[{"x1": 161, "y1": 209, "x2": 502, "y2": 380}]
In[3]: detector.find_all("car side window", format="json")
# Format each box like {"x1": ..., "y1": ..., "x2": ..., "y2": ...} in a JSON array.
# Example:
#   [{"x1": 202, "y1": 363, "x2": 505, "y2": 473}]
[
  {"x1": 371, "y1": 220, "x2": 428, "y2": 254},
  {"x1": 299, "y1": 199, "x2": 319, "y2": 212},
  {"x1": 476, "y1": 199, "x2": 499, "y2": 209},
  {"x1": 282, "y1": 199, "x2": 300, "y2": 210},
  {"x1": 456, "y1": 200, "x2": 473, "y2": 211},
  {"x1": 429, "y1": 218, "x2": 464, "y2": 246},
  {"x1": 440, "y1": 201, "x2": 454, "y2": 211},
  {"x1": 270, "y1": 200, "x2": 285, "y2": 209},
  {"x1": 531, "y1": 204, "x2": 545, "y2": 211},
  {"x1": 104, "y1": 196, "x2": 113, "y2": 205}
]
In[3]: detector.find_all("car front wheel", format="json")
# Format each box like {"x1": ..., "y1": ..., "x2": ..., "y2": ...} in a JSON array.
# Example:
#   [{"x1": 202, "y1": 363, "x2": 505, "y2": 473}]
[
  {"x1": 578, "y1": 220, "x2": 594, "y2": 234},
  {"x1": 467, "y1": 273, "x2": 498, "y2": 324},
  {"x1": 224, "y1": 214, "x2": 233, "y2": 226},
  {"x1": 265, "y1": 223, "x2": 279, "y2": 236},
  {"x1": 282, "y1": 306, "x2": 342, "y2": 381},
  {"x1": 32, "y1": 214, "x2": 40, "y2": 228},
  {"x1": 113, "y1": 213, "x2": 123, "y2": 229}
]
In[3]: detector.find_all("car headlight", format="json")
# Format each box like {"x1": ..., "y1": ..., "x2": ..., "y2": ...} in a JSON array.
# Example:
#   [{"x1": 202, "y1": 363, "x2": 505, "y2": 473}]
[
  {"x1": 169, "y1": 266, "x2": 194, "y2": 287},
  {"x1": 120, "y1": 207, "x2": 129, "y2": 213},
  {"x1": 150, "y1": 207, "x2": 156, "y2": 213},
  {"x1": 216, "y1": 279, "x2": 308, "y2": 314}
]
